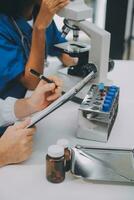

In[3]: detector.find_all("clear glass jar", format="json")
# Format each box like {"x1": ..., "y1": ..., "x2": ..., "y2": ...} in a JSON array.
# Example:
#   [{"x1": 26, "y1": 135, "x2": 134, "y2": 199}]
[
  {"x1": 46, "y1": 145, "x2": 65, "y2": 183},
  {"x1": 57, "y1": 139, "x2": 71, "y2": 172}
]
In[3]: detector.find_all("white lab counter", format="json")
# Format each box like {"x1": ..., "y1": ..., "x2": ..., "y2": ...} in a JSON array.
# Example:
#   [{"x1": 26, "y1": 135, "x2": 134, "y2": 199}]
[{"x1": 0, "y1": 60, "x2": 134, "y2": 200}]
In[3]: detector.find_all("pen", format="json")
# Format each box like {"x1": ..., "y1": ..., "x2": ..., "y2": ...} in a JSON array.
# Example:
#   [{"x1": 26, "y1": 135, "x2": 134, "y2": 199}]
[{"x1": 30, "y1": 69, "x2": 54, "y2": 84}]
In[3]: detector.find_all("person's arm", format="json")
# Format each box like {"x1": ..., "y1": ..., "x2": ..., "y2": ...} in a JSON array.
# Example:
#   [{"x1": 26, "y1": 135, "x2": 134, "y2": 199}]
[
  {"x1": 59, "y1": 53, "x2": 78, "y2": 67},
  {"x1": 14, "y1": 76, "x2": 62, "y2": 119},
  {"x1": 0, "y1": 76, "x2": 62, "y2": 127},
  {"x1": 15, "y1": 76, "x2": 62, "y2": 119},
  {"x1": 20, "y1": 0, "x2": 69, "y2": 90},
  {"x1": 20, "y1": 25, "x2": 45, "y2": 90}
]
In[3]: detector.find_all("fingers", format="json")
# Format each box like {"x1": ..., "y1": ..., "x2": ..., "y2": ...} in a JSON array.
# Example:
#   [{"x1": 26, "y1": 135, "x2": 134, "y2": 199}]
[
  {"x1": 42, "y1": 0, "x2": 69, "y2": 14},
  {"x1": 45, "y1": 76, "x2": 62, "y2": 101},
  {"x1": 39, "y1": 83, "x2": 56, "y2": 94},
  {"x1": 48, "y1": 76, "x2": 63, "y2": 88},
  {"x1": 26, "y1": 127, "x2": 36, "y2": 136},
  {"x1": 37, "y1": 76, "x2": 63, "y2": 88},
  {"x1": 14, "y1": 118, "x2": 31, "y2": 130},
  {"x1": 44, "y1": 0, "x2": 69, "y2": 7},
  {"x1": 46, "y1": 87, "x2": 62, "y2": 101},
  {"x1": 36, "y1": 80, "x2": 46, "y2": 89},
  {"x1": 46, "y1": 93, "x2": 60, "y2": 101},
  {"x1": 53, "y1": 0, "x2": 69, "y2": 8},
  {"x1": 53, "y1": 0, "x2": 69, "y2": 7},
  {"x1": 22, "y1": 127, "x2": 36, "y2": 137},
  {"x1": 54, "y1": 0, "x2": 70, "y2": 13},
  {"x1": 39, "y1": 76, "x2": 63, "y2": 95}
]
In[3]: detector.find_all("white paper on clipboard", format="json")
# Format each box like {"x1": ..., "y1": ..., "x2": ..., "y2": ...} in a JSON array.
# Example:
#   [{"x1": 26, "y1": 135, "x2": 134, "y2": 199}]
[{"x1": 27, "y1": 69, "x2": 97, "y2": 128}]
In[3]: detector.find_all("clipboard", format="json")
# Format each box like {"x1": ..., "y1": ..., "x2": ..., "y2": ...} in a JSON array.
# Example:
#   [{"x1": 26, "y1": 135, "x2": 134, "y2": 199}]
[{"x1": 27, "y1": 66, "x2": 97, "y2": 128}]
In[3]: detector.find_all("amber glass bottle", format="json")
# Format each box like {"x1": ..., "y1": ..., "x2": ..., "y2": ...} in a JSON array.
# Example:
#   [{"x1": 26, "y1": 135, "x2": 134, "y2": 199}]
[{"x1": 46, "y1": 145, "x2": 65, "y2": 183}]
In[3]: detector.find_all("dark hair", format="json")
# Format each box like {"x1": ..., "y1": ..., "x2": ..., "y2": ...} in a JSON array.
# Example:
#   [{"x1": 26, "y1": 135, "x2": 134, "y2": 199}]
[
  {"x1": 33, "y1": 4, "x2": 40, "y2": 21},
  {"x1": 0, "y1": 0, "x2": 36, "y2": 17}
]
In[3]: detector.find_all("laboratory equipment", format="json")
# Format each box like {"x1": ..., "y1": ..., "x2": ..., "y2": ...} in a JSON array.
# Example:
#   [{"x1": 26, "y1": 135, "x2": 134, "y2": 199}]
[
  {"x1": 76, "y1": 83, "x2": 119, "y2": 142},
  {"x1": 71, "y1": 145, "x2": 134, "y2": 184},
  {"x1": 56, "y1": 0, "x2": 111, "y2": 83}
]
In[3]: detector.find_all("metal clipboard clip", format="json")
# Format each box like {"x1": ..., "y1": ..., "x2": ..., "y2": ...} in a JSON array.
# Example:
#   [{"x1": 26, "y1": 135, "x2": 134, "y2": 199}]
[{"x1": 71, "y1": 145, "x2": 134, "y2": 184}]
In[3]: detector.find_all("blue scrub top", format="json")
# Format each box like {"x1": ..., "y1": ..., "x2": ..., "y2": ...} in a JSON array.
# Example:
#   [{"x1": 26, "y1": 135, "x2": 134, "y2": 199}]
[
  {"x1": 0, "y1": 14, "x2": 66, "y2": 100},
  {"x1": 0, "y1": 14, "x2": 66, "y2": 135}
]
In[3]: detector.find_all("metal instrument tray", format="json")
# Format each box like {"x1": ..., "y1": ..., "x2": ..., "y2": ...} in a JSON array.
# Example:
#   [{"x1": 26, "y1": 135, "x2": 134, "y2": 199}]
[{"x1": 71, "y1": 145, "x2": 134, "y2": 184}]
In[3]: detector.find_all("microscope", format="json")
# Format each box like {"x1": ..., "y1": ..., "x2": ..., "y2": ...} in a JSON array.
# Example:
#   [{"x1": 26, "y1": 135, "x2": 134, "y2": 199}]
[
  {"x1": 56, "y1": 0, "x2": 119, "y2": 143},
  {"x1": 56, "y1": 0, "x2": 111, "y2": 83}
]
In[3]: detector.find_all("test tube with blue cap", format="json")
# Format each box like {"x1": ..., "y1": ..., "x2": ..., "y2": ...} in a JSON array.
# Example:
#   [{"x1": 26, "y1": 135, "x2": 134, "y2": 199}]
[
  {"x1": 102, "y1": 103, "x2": 110, "y2": 112},
  {"x1": 108, "y1": 85, "x2": 118, "y2": 94},
  {"x1": 107, "y1": 86, "x2": 118, "y2": 99},
  {"x1": 98, "y1": 83, "x2": 105, "y2": 92},
  {"x1": 98, "y1": 83, "x2": 105, "y2": 99}
]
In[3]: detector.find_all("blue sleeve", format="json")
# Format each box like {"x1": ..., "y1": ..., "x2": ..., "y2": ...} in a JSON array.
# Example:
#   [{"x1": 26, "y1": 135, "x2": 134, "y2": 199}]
[
  {"x1": 46, "y1": 20, "x2": 67, "y2": 57},
  {"x1": 0, "y1": 34, "x2": 25, "y2": 91}
]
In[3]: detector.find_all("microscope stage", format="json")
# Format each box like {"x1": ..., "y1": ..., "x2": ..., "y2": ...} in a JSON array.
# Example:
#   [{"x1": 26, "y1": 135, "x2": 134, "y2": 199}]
[{"x1": 55, "y1": 41, "x2": 91, "y2": 54}]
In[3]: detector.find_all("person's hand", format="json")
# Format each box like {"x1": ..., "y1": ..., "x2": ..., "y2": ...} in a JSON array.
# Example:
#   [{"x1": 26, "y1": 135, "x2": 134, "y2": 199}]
[
  {"x1": 0, "y1": 119, "x2": 36, "y2": 166},
  {"x1": 35, "y1": 0, "x2": 70, "y2": 29},
  {"x1": 27, "y1": 76, "x2": 63, "y2": 113}
]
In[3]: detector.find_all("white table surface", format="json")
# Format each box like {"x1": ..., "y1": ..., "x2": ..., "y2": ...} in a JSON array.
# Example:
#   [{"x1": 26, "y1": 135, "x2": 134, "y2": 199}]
[{"x1": 0, "y1": 60, "x2": 134, "y2": 200}]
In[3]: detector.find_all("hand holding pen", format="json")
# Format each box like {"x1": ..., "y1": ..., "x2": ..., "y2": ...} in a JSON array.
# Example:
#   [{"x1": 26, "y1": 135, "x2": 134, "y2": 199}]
[
  {"x1": 30, "y1": 69, "x2": 55, "y2": 84},
  {"x1": 29, "y1": 68, "x2": 63, "y2": 112}
]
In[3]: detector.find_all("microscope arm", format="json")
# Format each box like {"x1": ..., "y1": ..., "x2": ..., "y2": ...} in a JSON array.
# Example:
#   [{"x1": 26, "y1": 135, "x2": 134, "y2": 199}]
[{"x1": 78, "y1": 20, "x2": 111, "y2": 83}]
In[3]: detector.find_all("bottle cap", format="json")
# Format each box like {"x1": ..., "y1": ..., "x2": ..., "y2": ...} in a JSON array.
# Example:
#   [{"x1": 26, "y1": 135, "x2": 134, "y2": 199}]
[
  {"x1": 109, "y1": 85, "x2": 118, "y2": 90},
  {"x1": 48, "y1": 145, "x2": 64, "y2": 158},
  {"x1": 104, "y1": 99, "x2": 112, "y2": 105},
  {"x1": 105, "y1": 95, "x2": 113, "y2": 101},
  {"x1": 57, "y1": 139, "x2": 69, "y2": 149},
  {"x1": 109, "y1": 88, "x2": 117, "y2": 93},
  {"x1": 107, "y1": 91, "x2": 115, "y2": 98},
  {"x1": 102, "y1": 103, "x2": 110, "y2": 112},
  {"x1": 98, "y1": 83, "x2": 104, "y2": 91},
  {"x1": 109, "y1": 85, "x2": 118, "y2": 93}
]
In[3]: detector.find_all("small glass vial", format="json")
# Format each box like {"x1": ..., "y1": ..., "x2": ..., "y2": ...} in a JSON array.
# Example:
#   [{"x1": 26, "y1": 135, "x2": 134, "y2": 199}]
[
  {"x1": 46, "y1": 145, "x2": 65, "y2": 183},
  {"x1": 57, "y1": 139, "x2": 71, "y2": 172}
]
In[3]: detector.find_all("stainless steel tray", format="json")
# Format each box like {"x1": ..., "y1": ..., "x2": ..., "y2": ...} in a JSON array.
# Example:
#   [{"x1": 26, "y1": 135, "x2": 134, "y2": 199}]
[{"x1": 71, "y1": 145, "x2": 134, "y2": 184}]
